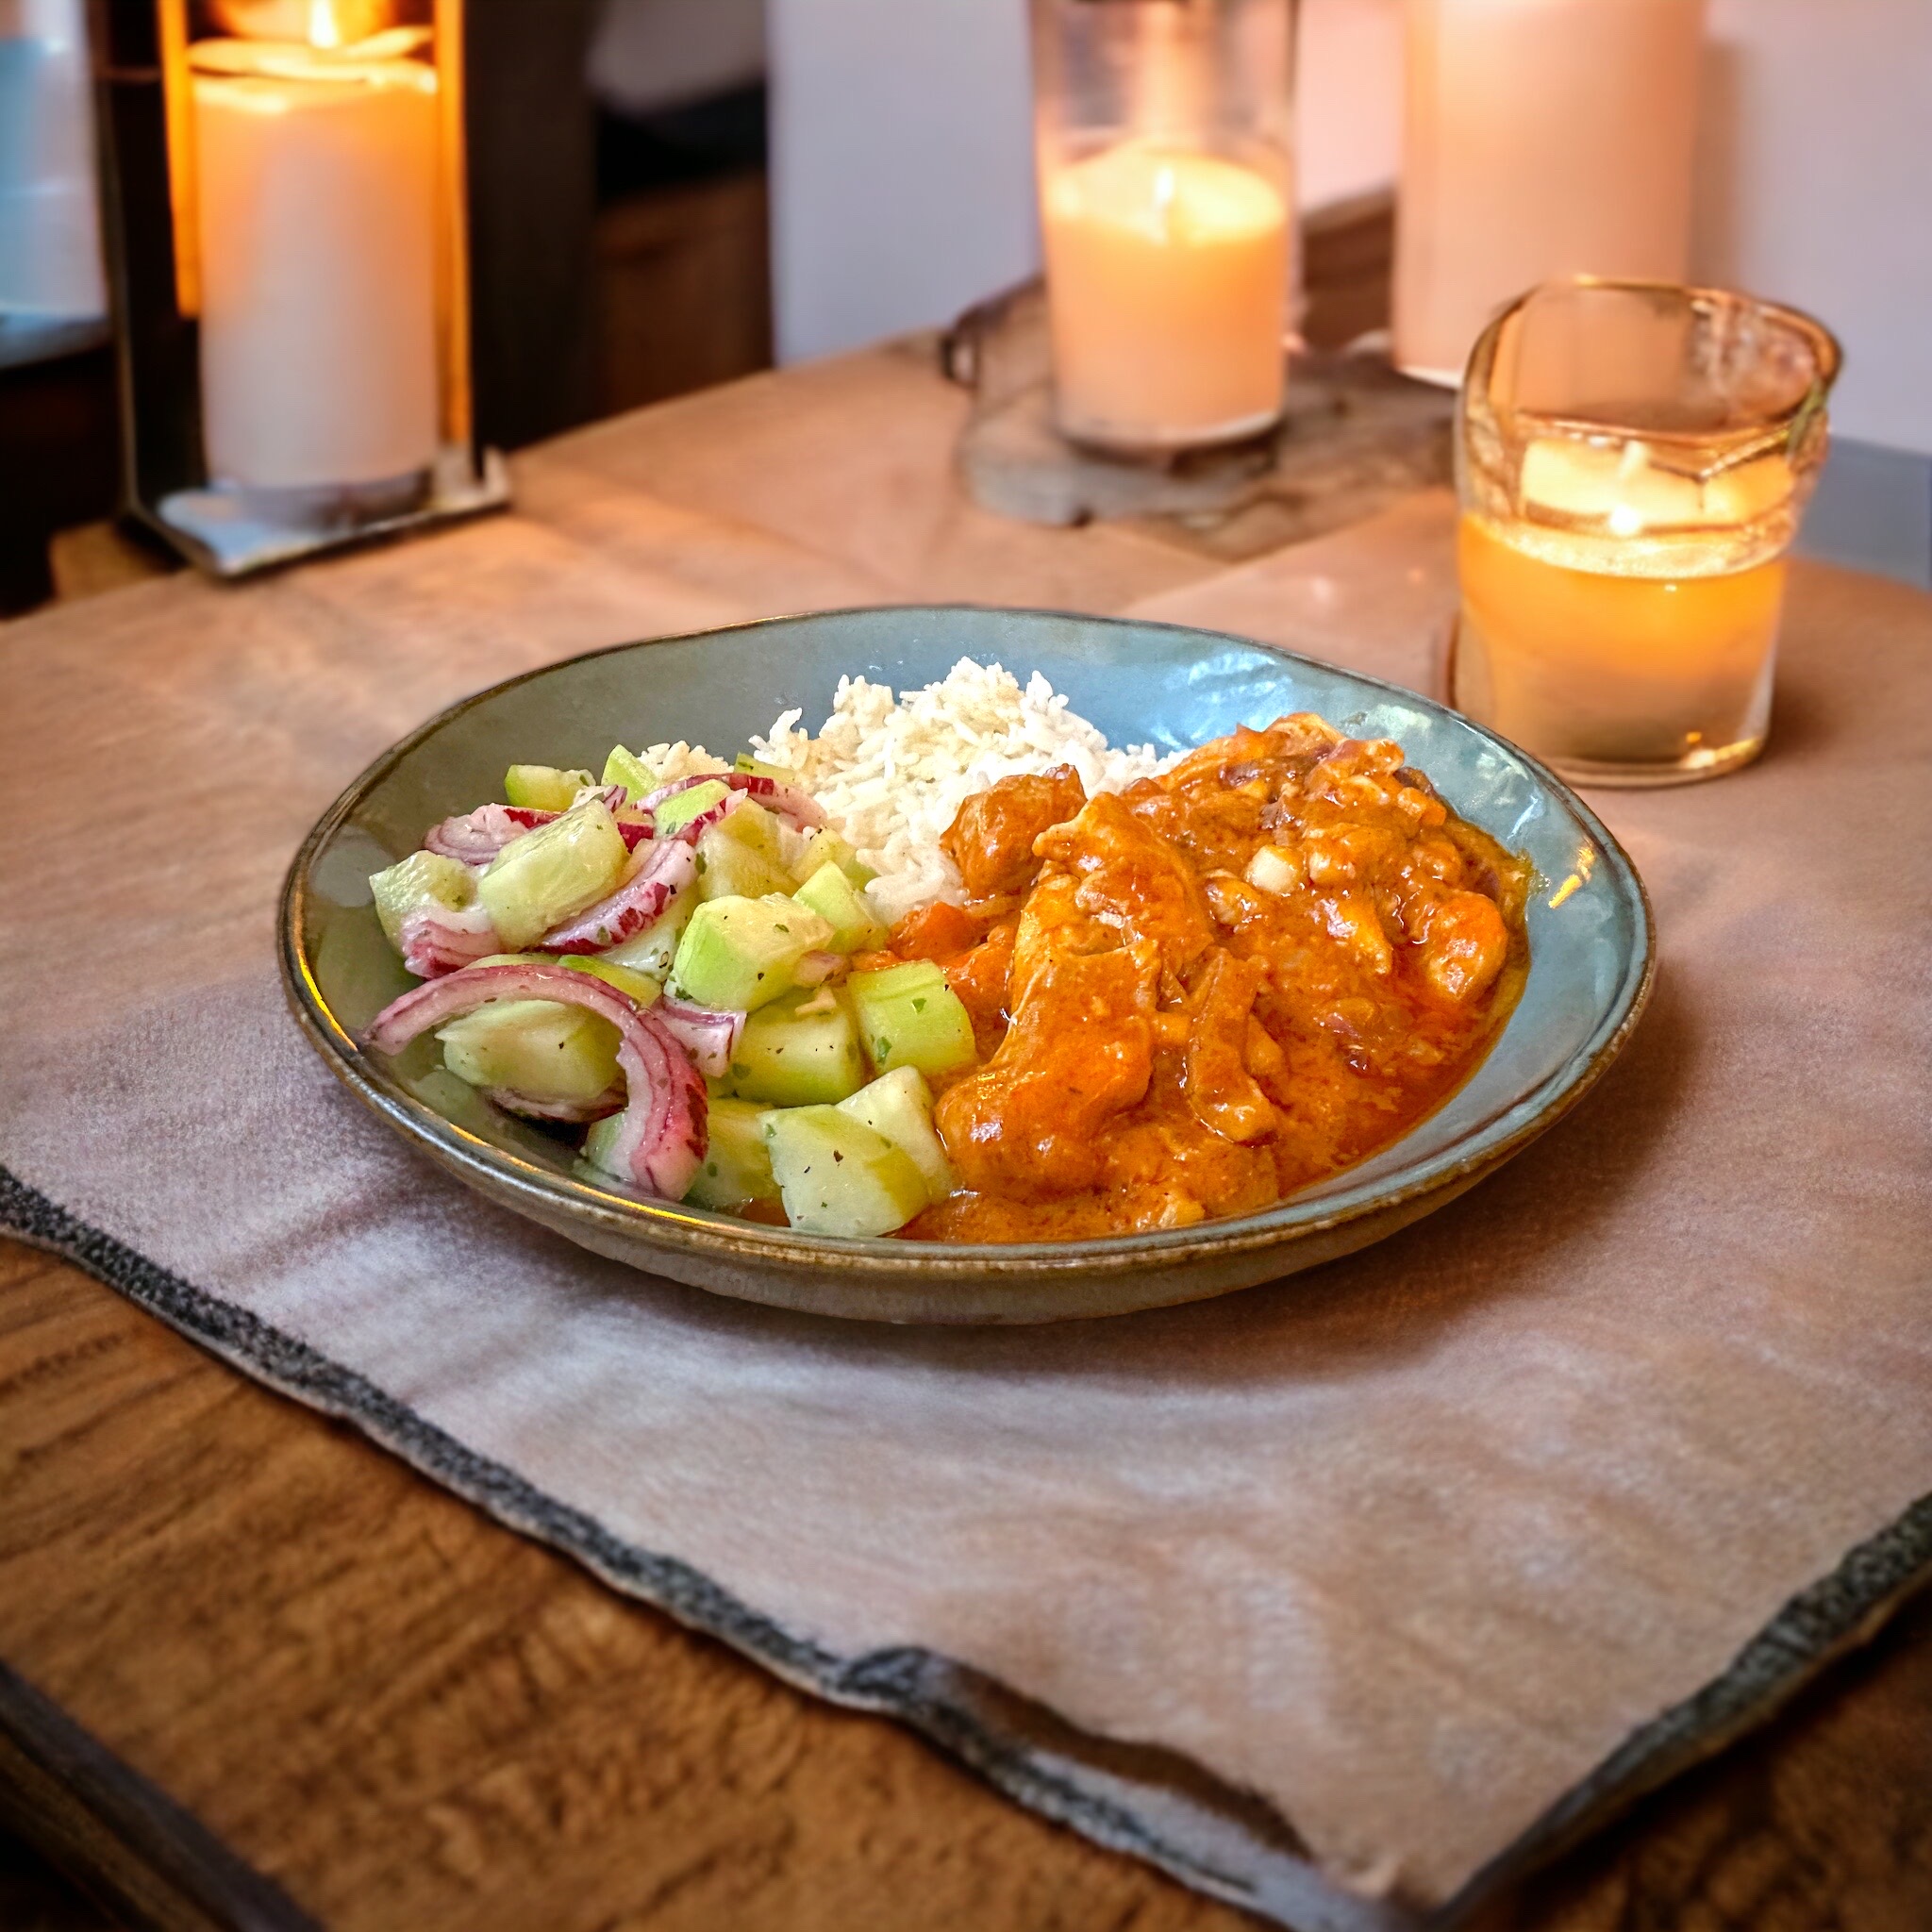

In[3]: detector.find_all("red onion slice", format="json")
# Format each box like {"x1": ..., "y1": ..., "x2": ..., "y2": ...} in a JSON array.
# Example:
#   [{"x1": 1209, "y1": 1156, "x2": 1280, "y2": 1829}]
[
  {"x1": 486, "y1": 1084, "x2": 625, "y2": 1124},
  {"x1": 424, "y1": 788, "x2": 650, "y2": 865},
  {"x1": 424, "y1": 803, "x2": 535, "y2": 865},
  {"x1": 639, "y1": 769, "x2": 824, "y2": 830},
  {"x1": 365, "y1": 961, "x2": 707, "y2": 1199},
  {"x1": 541, "y1": 838, "x2": 700, "y2": 953},
  {"x1": 541, "y1": 785, "x2": 741, "y2": 954},
  {"x1": 653, "y1": 997, "x2": 745, "y2": 1078},
  {"x1": 724, "y1": 771, "x2": 826, "y2": 829},
  {"x1": 791, "y1": 949, "x2": 848, "y2": 987},
  {"x1": 397, "y1": 902, "x2": 500, "y2": 978}
]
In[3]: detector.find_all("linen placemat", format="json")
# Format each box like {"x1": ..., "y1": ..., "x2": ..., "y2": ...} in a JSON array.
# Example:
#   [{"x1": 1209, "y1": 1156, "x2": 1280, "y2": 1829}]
[{"x1": 3, "y1": 499, "x2": 1928, "y2": 1931}]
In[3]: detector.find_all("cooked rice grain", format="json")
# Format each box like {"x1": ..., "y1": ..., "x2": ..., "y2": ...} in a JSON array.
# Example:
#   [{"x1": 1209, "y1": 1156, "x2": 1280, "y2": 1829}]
[{"x1": 747, "y1": 659, "x2": 1172, "y2": 920}]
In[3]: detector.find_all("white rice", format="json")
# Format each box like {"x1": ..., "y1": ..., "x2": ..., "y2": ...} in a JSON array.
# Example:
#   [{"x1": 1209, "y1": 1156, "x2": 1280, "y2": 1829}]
[
  {"x1": 641, "y1": 658, "x2": 1173, "y2": 922},
  {"x1": 631, "y1": 739, "x2": 734, "y2": 787}
]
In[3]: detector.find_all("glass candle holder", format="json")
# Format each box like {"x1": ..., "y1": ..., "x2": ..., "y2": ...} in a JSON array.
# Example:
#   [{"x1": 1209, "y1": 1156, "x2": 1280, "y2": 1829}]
[
  {"x1": 1450, "y1": 278, "x2": 1839, "y2": 787},
  {"x1": 1028, "y1": 0, "x2": 1296, "y2": 454},
  {"x1": 93, "y1": 0, "x2": 508, "y2": 576}
]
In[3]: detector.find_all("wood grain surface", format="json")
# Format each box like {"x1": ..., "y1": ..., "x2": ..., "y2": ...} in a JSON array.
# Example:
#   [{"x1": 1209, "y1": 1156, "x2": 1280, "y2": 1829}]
[
  {"x1": 4, "y1": 334, "x2": 1930, "y2": 1930},
  {"x1": 4, "y1": 1238, "x2": 1931, "y2": 1932}
]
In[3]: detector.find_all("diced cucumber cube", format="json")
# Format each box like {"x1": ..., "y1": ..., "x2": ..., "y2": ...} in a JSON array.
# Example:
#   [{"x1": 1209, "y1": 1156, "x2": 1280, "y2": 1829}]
[
  {"x1": 711, "y1": 797, "x2": 785, "y2": 863},
  {"x1": 683, "y1": 1097, "x2": 780, "y2": 1209},
  {"x1": 791, "y1": 861, "x2": 889, "y2": 955},
  {"x1": 717, "y1": 988, "x2": 865, "y2": 1107},
  {"x1": 762, "y1": 1107, "x2": 929, "y2": 1238},
  {"x1": 504, "y1": 763, "x2": 593, "y2": 812},
  {"x1": 601, "y1": 744, "x2": 657, "y2": 804},
  {"x1": 694, "y1": 819, "x2": 795, "y2": 902},
  {"x1": 671, "y1": 894, "x2": 834, "y2": 1012},
  {"x1": 601, "y1": 878, "x2": 698, "y2": 979},
  {"x1": 438, "y1": 999, "x2": 620, "y2": 1106},
  {"x1": 369, "y1": 850, "x2": 475, "y2": 951},
  {"x1": 583, "y1": 1110, "x2": 625, "y2": 1178},
  {"x1": 477, "y1": 799, "x2": 630, "y2": 949},
  {"x1": 558, "y1": 956, "x2": 660, "y2": 1006},
  {"x1": 835, "y1": 1065, "x2": 956, "y2": 1202},
  {"x1": 793, "y1": 826, "x2": 875, "y2": 889},
  {"x1": 655, "y1": 778, "x2": 732, "y2": 838},
  {"x1": 848, "y1": 961, "x2": 977, "y2": 1079},
  {"x1": 735, "y1": 753, "x2": 791, "y2": 781}
]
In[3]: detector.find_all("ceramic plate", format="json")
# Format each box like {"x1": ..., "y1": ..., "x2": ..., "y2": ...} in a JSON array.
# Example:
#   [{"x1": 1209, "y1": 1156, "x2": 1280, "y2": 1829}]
[{"x1": 281, "y1": 606, "x2": 1653, "y2": 1324}]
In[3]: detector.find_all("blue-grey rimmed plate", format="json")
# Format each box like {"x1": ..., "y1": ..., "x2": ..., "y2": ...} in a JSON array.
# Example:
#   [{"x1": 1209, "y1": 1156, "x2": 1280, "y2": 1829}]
[{"x1": 280, "y1": 606, "x2": 1652, "y2": 1324}]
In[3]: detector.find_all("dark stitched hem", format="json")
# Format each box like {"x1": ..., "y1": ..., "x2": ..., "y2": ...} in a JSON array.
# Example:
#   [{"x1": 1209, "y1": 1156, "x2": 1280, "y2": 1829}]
[
  {"x1": 0, "y1": 1165, "x2": 1392, "y2": 1932},
  {"x1": 7, "y1": 1162, "x2": 1931, "y2": 1932}
]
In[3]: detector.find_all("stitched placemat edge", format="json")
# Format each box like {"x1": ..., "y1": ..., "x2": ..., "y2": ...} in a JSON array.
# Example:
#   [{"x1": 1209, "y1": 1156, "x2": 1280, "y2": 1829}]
[{"x1": 0, "y1": 1163, "x2": 1407, "y2": 1932}]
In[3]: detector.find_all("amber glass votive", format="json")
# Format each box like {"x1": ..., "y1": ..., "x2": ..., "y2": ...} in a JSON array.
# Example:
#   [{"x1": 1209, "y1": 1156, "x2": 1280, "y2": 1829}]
[{"x1": 1450, "y1": 279, "x2": 1840, "y2": 787}]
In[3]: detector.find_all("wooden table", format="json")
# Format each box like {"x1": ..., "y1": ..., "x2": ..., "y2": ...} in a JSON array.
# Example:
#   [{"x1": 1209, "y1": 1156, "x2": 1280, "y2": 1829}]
[{"x1": 4, "y1": 340, "x2": 1930, "y2": 1932}]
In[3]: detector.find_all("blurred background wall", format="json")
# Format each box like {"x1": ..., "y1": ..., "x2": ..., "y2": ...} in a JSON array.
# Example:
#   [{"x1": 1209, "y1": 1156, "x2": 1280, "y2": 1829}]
[
  {"x1": 767, "y1": 0, "x2": 1407, "y2": 365},
  {"x1": 761, "y1": 0, "x2": 1927, "y2": 577},
  {"x1": 6, "y1": 0, "x2": 1926, "y2": 611},
  {"x1": 766, "y1": 0, "x2": 1037, "y2": 366},
  {"x1": 768, "y1": 0, "x2": 1927, "y2": 450}
]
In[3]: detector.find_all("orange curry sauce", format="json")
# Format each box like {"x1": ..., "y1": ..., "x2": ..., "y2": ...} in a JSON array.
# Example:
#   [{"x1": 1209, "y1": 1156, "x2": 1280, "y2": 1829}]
[{"x1": 867, "y1": 714, "x2": 1530, "y2": 1243}]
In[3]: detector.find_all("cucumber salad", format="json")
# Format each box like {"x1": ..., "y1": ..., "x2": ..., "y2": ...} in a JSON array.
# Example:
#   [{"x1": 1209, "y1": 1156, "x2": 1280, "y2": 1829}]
[{"x1": 362, "y1": 751, "x2": 974, "y2": 1240}]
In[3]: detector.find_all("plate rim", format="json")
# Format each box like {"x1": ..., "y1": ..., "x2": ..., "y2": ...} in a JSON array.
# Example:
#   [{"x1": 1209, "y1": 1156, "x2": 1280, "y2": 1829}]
[{"x1": 279, "y1": 603, "x2": 1657, "y2": 1282}]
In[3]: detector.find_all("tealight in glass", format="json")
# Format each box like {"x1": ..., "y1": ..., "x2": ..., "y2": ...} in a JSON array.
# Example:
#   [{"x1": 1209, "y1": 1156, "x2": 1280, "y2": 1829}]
[{"x1": 1451, "y1": 278, "x2": 1839, "y2": 786}]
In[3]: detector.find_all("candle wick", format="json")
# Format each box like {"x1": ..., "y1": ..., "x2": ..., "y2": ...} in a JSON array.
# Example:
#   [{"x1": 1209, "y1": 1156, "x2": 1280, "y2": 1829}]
[{"x1": 1153, "y1": 164, "x2": 1176, "y2": 235}]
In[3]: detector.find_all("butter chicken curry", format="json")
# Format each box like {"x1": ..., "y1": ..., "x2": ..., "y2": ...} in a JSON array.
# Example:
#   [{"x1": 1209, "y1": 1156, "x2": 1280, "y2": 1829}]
[{"x1": 866, "y1": 714, "x2": 1529, "y2": 1242}]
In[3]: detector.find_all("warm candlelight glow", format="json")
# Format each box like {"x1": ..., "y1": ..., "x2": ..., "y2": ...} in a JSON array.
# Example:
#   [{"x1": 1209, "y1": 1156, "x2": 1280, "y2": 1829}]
[
  {"x1": 1041, "y1": 142, "x2": 1289, "y2": 450},
  {"x1": 1455, "y1": 436, "x2": 1801, "y2": 774},
  {"x1": 190, "y1": 26, "x2": 440, "y2": 494},
  {"x1": 1455, "y1": 502, "x2": 1789, "y2": 774},
  {"x1": 1030, "y1": 0, "x2": 1293, "y2": 453},
  {"x1": 1451, "y1": 278, "x2": 1837, "y2": 786}
]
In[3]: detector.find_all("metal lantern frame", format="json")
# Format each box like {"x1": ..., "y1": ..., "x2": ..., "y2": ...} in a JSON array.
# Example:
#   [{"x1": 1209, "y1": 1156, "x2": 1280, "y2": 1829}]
[{"x1": 90, "y1": 0, "x2": 507, "y2": 577}]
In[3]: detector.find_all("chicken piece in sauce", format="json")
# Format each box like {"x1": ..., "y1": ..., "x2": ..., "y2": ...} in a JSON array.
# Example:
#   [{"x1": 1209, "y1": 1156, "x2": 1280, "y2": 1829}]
[
  {"x1": 1183, "y1": 950, "x2": 1276, "y2": 1144},
  {"x1": 1032, "y1": 791, "x2": 1217, "y2": 986},
  {"x1": 935, "y1": 940, "x2": 1159, "y2": 1198},
  {"x1": 896, "y1": 717, "x2": 1526, "y2": 1243},
  {"x1": 940, "y1": 762, "x2": 1087, "y2": 899}
]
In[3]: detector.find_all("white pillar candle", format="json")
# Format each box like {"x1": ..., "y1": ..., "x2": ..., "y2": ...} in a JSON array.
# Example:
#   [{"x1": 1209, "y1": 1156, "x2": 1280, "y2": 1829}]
[
  {"x1": 1393, "y1": 0, "x2": 1704, "y2": 384},
  {"x1": 191, "y1": 32, "x2": 440, "y2": 492},
  {"x1": 1042, "y1": 142, "x2": 1291, "y2": 450}
]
